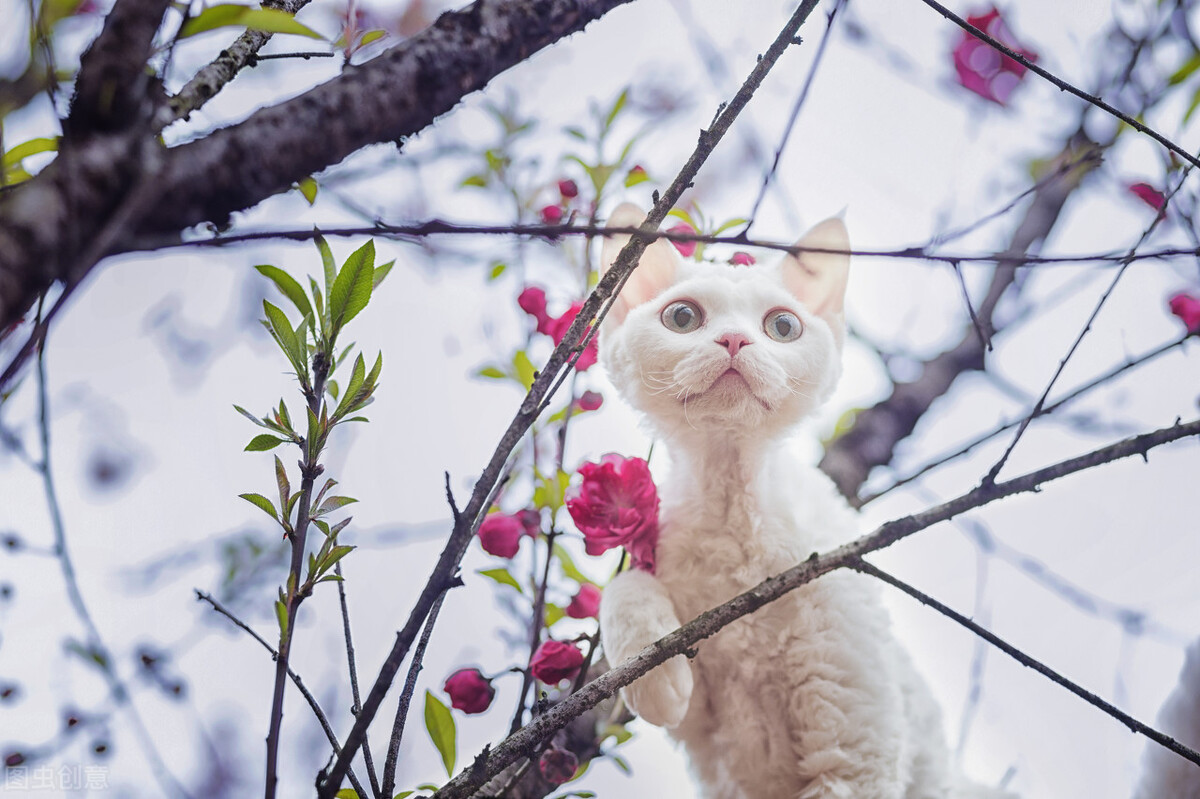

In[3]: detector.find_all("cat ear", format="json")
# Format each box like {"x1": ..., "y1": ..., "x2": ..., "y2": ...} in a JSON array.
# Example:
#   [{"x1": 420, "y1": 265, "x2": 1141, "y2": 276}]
[
  {"x1": 780, "y1": 217, "x2": 850, "y2": 337},
  {"x1": 601, "y1": 202, "x2": 679, "y2": 325}
]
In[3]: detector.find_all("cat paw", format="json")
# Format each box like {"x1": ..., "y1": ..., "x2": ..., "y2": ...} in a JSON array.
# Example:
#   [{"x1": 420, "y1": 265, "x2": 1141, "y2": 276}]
[{"x1": 623, "y1": 654, "x2": 693, "y2": 728}]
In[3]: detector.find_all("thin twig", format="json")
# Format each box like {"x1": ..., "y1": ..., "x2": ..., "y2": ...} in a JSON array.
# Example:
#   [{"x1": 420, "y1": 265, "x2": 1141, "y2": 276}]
[
  {"x1": 428, "y1": 417, "x2": 1200, "y2": 799},
  {"x1": 859, "y1": 334, "x2": 1192, "y2": 506},
  {"x1": 381, "y1": 592, "x2": 448, "y2": 798},
  {"x1": 849, "y1": 558, "x2": 1200, "y2": 770},
  {"x1": 35, "y1": 312, "x2": 191, "y2": 799},
  {"x1": 194, "y1": 590, "x2": 368, "y2": 799},
  {"x1": 317, "y1": 3, "x2": 824, "y2": 793},
  {"x1": 336, "y1": 561, "x2": 381, "y2": 798}
]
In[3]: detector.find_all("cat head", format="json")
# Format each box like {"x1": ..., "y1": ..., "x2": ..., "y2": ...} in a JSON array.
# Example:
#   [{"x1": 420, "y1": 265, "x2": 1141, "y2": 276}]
[{"x1": 598, "y1": 202, "x2": 849, "y2": 440}]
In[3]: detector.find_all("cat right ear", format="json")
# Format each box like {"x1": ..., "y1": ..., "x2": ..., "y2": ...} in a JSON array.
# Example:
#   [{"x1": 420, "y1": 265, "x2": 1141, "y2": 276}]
[
  {"x1": 600, "y1": 202, "x2": 679, "y2": 325},
  {"x1": 780, "y1": 217, "x2": 850, "y2": 341}
]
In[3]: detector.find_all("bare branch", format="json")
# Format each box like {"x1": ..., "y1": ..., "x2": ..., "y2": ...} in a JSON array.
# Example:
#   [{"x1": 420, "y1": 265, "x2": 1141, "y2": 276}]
[{"x1": 849, "y1": 558, "x2": 1200, "y2": 771}]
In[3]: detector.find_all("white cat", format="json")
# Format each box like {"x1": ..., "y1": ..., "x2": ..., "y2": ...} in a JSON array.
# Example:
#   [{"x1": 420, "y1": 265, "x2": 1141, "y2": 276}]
[{"x1": 596, "y1": 202, "x2": 1010, "y2": 799}]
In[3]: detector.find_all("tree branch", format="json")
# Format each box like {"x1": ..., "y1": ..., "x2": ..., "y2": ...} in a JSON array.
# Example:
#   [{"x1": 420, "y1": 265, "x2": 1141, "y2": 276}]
[
  {"x1": 849, "y1": 558, "x2": 1200, "y2": 770},
  {"x1": 427, "y1": 417, "x2": 1200, "y2": 799}
]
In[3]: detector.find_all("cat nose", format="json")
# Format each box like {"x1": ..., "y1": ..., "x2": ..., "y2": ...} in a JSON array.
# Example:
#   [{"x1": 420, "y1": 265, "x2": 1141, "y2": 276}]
[{"x1": 716, "y1": 332, "x2": 751, "y2": 356}]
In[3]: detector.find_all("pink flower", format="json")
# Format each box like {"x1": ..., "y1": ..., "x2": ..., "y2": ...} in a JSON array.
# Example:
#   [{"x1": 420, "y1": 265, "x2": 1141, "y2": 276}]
[
  {"x1": 565, "y1": 584, "x2": 601, "y2": 619},
  {"x1": 538, "y1": 746, "x2": 579, "y2": 784},
  {"x1": 1169, "y1": 293, "x2": 1200, "y2": 334},
  {"x1": 530, "y1": 640, "x2": 584, "y2": 684},
  {"x1": 576, "y1": 390, "x2": 603, "y2": 412},
  {"x1": 625, "y1": 164, "x2": 649, "y2": 187},
  {"x1": 518, "y1": 286, "x2": 548, "y2": 326},
  {"x1": 566, "y1": 454, "x2": 659, "y2": 572},
  {"x1": 443, "y1": 668, "x2": 495, "y2": 714},
  {"x1": 730, "y1": 251, "x2": 756, "y2": 266},
  {"x1": 536, "y1": 300, "x2": 599, "y2": 372},
  {"x1": 952, "y1": 7, "x2": 1037, "y2": 105},
  {"x1": 558, "y1": 179, "x2": 579, "y2": 200},
  {"x1": 518, "y1": 508, "x2": 541, "y2": 537},
  {"x1": 478, "y1": 512, "x2": 526, "y2": 558},
  {"x1": 541, "y1": 205, "x2": 564, "y2": 225},
  {"x1": 1129, "y1": 182, "x2": 1166, "y2": 212},
  {"x1": 667, "y1": 223, "x2": 697, "y2": 257}
]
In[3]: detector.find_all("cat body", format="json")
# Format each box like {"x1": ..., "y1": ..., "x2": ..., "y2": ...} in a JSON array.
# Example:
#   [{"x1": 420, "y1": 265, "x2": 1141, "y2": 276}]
[{"x1": 597, "y1": 204, "x2": 1005, "y2": 799}]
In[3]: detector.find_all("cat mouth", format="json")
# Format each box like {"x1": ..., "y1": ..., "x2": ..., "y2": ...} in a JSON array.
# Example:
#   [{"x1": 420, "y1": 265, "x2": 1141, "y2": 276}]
[{"x1": 690, "y1": 367, "x2": 771, "y2": 411}]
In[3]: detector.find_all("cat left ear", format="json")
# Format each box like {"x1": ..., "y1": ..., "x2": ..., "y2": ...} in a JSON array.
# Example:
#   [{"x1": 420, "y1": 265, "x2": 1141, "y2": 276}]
[
  {"x1": 780, "y1": 217, "x2": 850, "y2": 340},
  {"x1": 600, "y1": 202, "x2": 679, "y2": 325}
]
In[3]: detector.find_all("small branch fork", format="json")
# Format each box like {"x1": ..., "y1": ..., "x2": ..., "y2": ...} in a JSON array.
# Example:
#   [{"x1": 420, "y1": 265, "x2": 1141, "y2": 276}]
[
  {"x1": 193, "y1": 591, "x2": 369, "y2": 799},
  {"x1": 426, "y1": 418, "x2": 1200, "y2": 799},
  {"x1": 316, "y1": 3, "x2": 825, "y2": 794}
]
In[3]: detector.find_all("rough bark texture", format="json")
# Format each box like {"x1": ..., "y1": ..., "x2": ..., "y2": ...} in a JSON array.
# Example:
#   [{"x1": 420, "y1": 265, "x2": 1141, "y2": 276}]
[{"x1": 0, "y1": 0, "x2": 636, "y2": 333}]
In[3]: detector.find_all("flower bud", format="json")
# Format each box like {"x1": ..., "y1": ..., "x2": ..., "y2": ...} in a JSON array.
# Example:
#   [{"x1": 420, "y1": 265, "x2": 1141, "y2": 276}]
[{"x1": 443, "y1": 668, "x2": 495, "y2": 714}]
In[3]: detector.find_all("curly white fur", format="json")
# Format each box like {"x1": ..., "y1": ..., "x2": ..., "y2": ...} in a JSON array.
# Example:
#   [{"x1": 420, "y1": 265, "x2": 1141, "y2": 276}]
[{"x1": 597, "y1": 204, "x2": 1012, "y2": 799}]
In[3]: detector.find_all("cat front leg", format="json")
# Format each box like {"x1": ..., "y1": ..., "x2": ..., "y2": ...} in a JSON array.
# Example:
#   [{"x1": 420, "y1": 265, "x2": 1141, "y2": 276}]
[{"x1": 600, "y1": 568, "x2": 694, "y2": 728}]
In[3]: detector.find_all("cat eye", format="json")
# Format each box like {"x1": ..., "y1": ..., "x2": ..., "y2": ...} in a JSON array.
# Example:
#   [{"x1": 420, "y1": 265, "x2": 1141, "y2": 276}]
[
  {"x1": 763, "y1": 309, "x2": 803, "y2": 342},
  {"x1": 661, "y1": 300, "x2": 704, "y2": 333}
]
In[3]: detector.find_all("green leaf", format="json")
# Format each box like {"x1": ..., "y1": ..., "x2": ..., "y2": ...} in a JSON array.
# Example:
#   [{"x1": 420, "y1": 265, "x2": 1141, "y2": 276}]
[
  {"x1": 360, "y1": 28, "x2": 386, "y2": 46},
  {"x1": 392, "y1": 792, "x2": 414, "y2": 799},
  {"x1": 512, "y1": 350, "x2": 536, "y2": 391},
  {"x1": 275, "y1": 599, "x2": 288, "y2": 639},
  {"x1": 712, "y1": 217, "x2": 748, "y2": 236},
  {"x1": 263, "y1": 300, "x2": 305, "y2": 371},
  {"x1": 477, "y1": 568, "x2": 524, "y2": 594},
  {"x1": 373, "y1": 260, "x2": 395, "y2": 289},
  {"x1": 180, "y1": 4, "x2": 324, "y2": 38},
  {"x1": 256, "y1": 264, "x2": 313, "y2": 320},
  {"x1": 274, "y1": 455, "x2": 290, "y2": 516},
  {"x1": 297, "y1": 177, "x2": 318, "y2": 205},
  {"x1": 564, "y1": 126, "x2": 587, "y2": 141},
  {"x1": 313, "y1": 478, "x2": 338, "y2": 511},
  {"x1": 1170, "y1": 51, "x2": 1200, "y2": 86},
  {"x1": 315, "y1": 231, "x2": 337, "y2": 301},
  {"x1": 476, "y1": 366, "x2": 507, "y2": 380},
  {"x1": 2, "y1": 136, "x2": 58, "y2": 169},
  {"x1": 365, "y1": 351, "x2": 383, "y2": 389},
  {"x1": 666, "y1": 207, "x2": 698, "y2": 229},
  {"x1": 329, "y1": 240, "x2": 376, "y2": 332},
  {"x1": 605, "y1": 88, "x2": 628, "y2": 129},
  {"x1": 239, "y1": 492, "x2": 278, "y2": 521},
  {"x1": 624, "y1": 167, "x2": 649, "y2": 187},
  {"x1": 309, "y1": 275, "x2": 326, "y2": 324},
  {"x1": 335, "y1": 790, "x2": 360, "y2": 799},
  {"x1": 327, "y1": 379, "x2": 340, "y2": 401},
  {"x1": 611, "y1": 755, "x2": 631, "y2": 775},
  {"x1": 553, "y1": 543, "x2": 590, "y2": 586},
  {"x1": 316, "y1": 495, "x2": 358, "y2": 516},
  {"x1": 544, "y1": 602, "x2": 564, "y2": 627},
  {"x1": 1184, "y1": 84, "x2": 1200, "y2": 124},
  {"x1": 334, "y1": 354, "x2": 366, "y2": 418},
  {"x1": 234, "y1": 404, "x2": 272, "y2": 429},
  {"x1": 460, "y1": 174, "x2": 488, "y2": 188},
  {"x1": 488, "y1": 262, "x2": 507, "y2": 280},
  {"x1": 600, "y1": 723, "x2": 632, "y2": 745},
  {"x1": 423, "y1": 690, "x2": 457, "y2": 778},
  {"x1": 245, "y1": 434, "x2": 286, "y2": 452},
  {"x1": 319, "y1": 544, "x2": 355, "y2": 574}
]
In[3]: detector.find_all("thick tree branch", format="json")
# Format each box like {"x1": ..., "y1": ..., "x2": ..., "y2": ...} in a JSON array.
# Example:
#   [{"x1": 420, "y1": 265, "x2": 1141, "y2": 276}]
[
  {"x1": 0, "y1": 0, "x2": 638, "y2": 334},
  {"x1": 67, "y1": 0, "x2": 171, "y2": 138},
  {"x1": 428, "y1": 417, "x2": 1200, "y2": 799}
]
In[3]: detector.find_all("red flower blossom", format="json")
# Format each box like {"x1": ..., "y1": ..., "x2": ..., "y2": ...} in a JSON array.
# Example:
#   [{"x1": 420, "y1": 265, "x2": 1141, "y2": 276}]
[
  {"x1": 952, "y1": 7, "x2": 1038, "y2": 105},
  {"x1": 1169, "y1": 293, "x2": 1200, "y2": 334},
  {"x1": 519, "y1": 293, "x2": 599, "y2": 371},
  {"x1": 478, "y1": 512, "x2": 526, "y2": 558},
  {"x1": 558, "y1": 179, "x2": 579, "y2": 200},
  {"x1": 541, "y1": 205, "x2": 564, "y2": 225},
  {"x1": 1129, "y1": 182, "x2": 1166, "y2": 212},
  {"x1": 518, "y1": 508, "x2": 541, "y2": 537},
  {"x1": 730, "y1": 251, "x2": 756, "y2": 266},
  {"x1": 566, "y1": 454, "x2": 659, "y2": 572},
  {"x1": 538, "y1": 746, "x2": 579, "y2": 784},
  {"x1": 565, "y1": 584, "x2": 602, "y2": 619},
  {"x1": 576, "y1": 390, "x2": 603, "y2": 412},
  {"x1": 667, "y1": 223, "x2": 697, "y2": 257},
  {"x1": 443, "y1": 668, "x2": 495, "y2": 714},
  {"x1": 530, "y1": 640, "x2": 584, "y2": 684}
]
